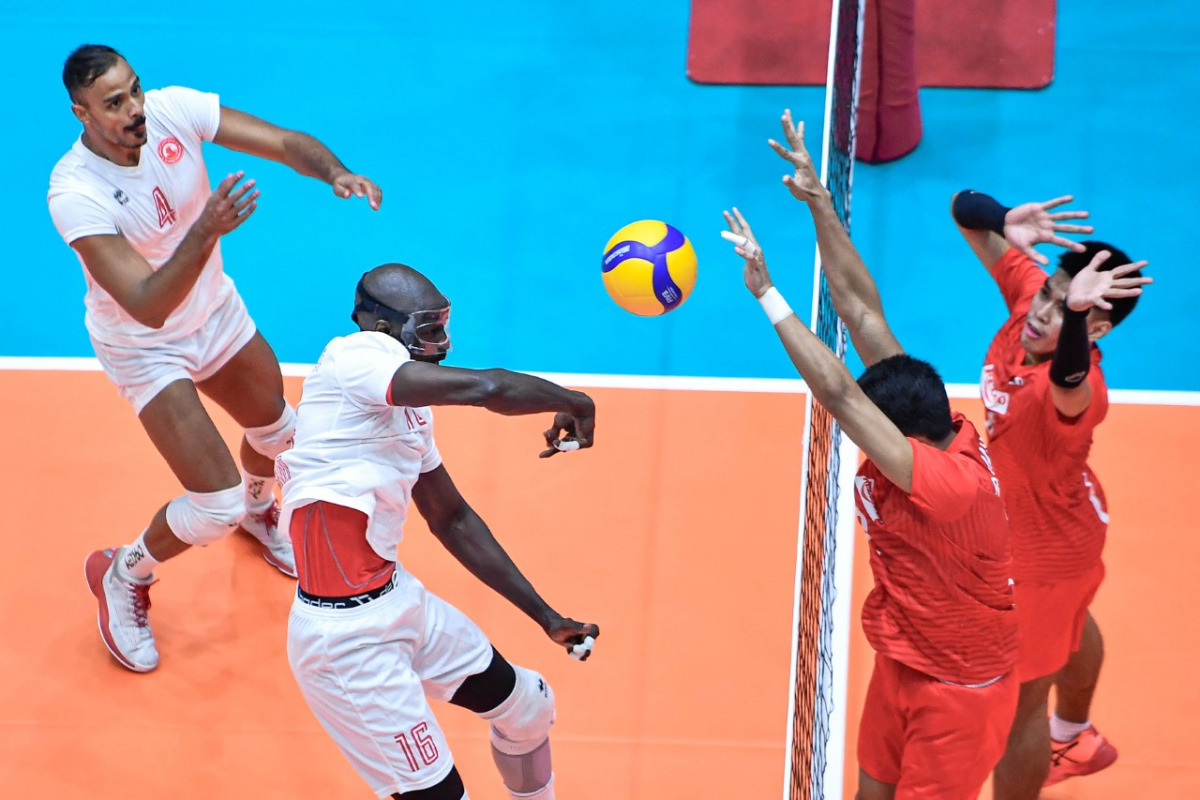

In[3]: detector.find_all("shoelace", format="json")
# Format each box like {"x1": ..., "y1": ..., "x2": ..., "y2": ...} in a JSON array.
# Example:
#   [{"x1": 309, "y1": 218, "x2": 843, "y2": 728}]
[
  {"x1": 255, "y1": 501, "x2": 281, "y2": 534},
  {"x1": 127, "y1": 581, "x2": 154, "y2": 629},
  {"x1": 1050, "y1": 738, "x2": 1081, "y2": 766}
]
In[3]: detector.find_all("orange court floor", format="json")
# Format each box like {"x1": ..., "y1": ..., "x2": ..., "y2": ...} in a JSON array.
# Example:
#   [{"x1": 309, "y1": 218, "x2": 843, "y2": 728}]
[{"x1": 1, "y1": 369, "x2": 1196, "y2": 800}]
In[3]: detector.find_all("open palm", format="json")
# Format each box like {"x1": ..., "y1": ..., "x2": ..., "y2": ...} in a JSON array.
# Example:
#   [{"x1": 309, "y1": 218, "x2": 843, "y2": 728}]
[
  {"x1": 1066, "y1": 251, "x2": 1153, "y2": 312},
  {"x1": 1003, "y1": 196, "x2": 1092, "y2": 265}
]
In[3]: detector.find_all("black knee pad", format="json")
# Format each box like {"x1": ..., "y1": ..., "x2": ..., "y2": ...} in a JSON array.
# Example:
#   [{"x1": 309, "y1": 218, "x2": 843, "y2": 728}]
[
  {"x1": 450, "y1": 646, "x2": 517, "y2": 713},
  {"x1": 393, "y1": 765, "x2": 465, "y2": 799}
]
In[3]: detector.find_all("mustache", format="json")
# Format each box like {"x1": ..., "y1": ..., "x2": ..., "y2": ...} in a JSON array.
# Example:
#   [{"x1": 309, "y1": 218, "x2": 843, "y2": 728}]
[{"x1": 126, "y1": 116, "x2": 147, "y2": 132}]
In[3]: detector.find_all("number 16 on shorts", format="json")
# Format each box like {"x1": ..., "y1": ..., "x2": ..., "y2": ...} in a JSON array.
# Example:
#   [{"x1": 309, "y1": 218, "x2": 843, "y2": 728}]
[{"x1": 394, "y1": 721, "x2": 440, "y2": 772}]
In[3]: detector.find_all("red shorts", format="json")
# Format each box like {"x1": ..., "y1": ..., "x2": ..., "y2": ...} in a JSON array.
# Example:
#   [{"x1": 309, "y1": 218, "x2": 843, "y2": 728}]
[
  {"x1": 858, "y1": 654, "x2": 1018, "y2": 799},
  {"x1": 1014, "y1": 560, "x2": 1105, "y2": 682}
]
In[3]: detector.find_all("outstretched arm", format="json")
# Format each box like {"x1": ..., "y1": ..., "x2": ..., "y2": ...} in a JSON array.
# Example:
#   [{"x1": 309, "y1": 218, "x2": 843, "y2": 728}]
[
  {"x1": 413, "y1": 465, "x2": 599, "y2": 660},
  {"x1": 214, "y1": 106, "x2": 382, "y2": 210},
  {"x1": 389, "y1": 361, "x2": 596, "y2": 457},
  {"x1": 722, "y1": 209, "x2": 914, "y2": 491},
  {"x1": 766, "y1": 110, "x2": 902, "y2": 367},
  {"x1": 950, "y1": 189, "x2": 1093, "y2": 274},
  {"x1": 1049, "y1": 250, "x2": 1152, "y2": 418}
]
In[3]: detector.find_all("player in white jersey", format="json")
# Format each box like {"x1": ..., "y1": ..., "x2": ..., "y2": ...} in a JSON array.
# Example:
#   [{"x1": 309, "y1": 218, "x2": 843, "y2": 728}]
[
  {"x1": 279, "y1": 263, "x2": 599, "y2": 800},
  {"x1": 46, "y1": 44, "x2": 382, "y2": 674}
]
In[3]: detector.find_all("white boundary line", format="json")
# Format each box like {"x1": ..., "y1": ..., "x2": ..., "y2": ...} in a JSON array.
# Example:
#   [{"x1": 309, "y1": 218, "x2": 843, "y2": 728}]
[{"x1": 1, "y1": 357, "x2": 1197, "y2": 407}]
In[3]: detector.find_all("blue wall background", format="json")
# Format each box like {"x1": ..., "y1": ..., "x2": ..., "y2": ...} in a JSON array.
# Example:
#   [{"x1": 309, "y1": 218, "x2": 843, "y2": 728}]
[{"x1": 4, "y1": 1, "x2": 1195, "y2": 389}]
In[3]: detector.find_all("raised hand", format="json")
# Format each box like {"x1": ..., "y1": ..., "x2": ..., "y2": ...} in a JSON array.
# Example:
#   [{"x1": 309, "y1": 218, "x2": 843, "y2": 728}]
[
  {"x1": 539, "y1": 404, "x2": 595, "y2": 458},
  {"x1": 1003, "y1": 196, "x2": 1093, "y2": 265},
  {"x1": 768, "y1": 109, "x2": 826, "y2": 203},
  {"x1": 1066, "y1": 251, "x2": 1153, "y2": 312},
  {"x1": 332, "y1": 171, "x2": 383, "y2": 211},
  {"x1": 544, "y1": 617, "x2": 600, "y2": 661},
  {"x1": 722, "y1": 207, "x2": 774, "y2": 298},
  {"x1": 197, "y1": 171, "x2": 259, "y2": 237}
]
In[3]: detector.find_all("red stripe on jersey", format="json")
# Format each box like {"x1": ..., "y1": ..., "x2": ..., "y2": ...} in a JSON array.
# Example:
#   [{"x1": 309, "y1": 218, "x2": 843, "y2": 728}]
[
  {"x1": 856, "y1": 414, "x2": 1018, "y2": 684},
  {"x1": 289, "y1": 501, "x2": 395, "y2": 596},
  {"x1": 982, "y1": 249, "x2": 1109, "y2": 582}
]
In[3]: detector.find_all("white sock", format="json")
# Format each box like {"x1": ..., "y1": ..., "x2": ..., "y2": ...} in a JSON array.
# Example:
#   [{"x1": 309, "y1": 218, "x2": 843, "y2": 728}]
[
  {"x1": 117, "y1": 532, "x2": 160, "y2": 581},
  {"x1": 1050, "y1": 712, "x2": 1091, "y2": 743},
  {"x1": 244, "y1": 473, "x2": 277, "y2": 515}
]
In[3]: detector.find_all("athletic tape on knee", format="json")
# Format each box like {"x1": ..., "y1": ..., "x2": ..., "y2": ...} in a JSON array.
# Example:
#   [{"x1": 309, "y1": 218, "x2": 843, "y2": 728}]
[
  {"x1": 244, "y1": 404, "x2": 296, "y2": 460},
  {"x1": 482, "y1": 666, "x2": 555, "y2": 756},
  {"x1": 166, "y1": 485, "x2": 246, "y2": 546}
]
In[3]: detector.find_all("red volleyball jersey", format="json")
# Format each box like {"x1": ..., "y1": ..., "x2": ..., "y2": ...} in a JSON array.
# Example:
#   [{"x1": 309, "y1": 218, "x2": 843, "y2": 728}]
[
  {"x1": 856, "y1": 413, "x2": 1018, "y2": 684},
  {"x1": 981, "y1": 248, "x2": 1109, "y2": 583}
]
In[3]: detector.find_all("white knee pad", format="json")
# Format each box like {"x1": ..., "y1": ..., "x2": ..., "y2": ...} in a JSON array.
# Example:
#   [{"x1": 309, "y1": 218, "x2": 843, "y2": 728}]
[
  {"x1": 244, "y1": 404, "x2": 296, "y2": 460},
  {"x1": 166, "y1": 485, "x2": 246, "y2": 546},
  {"x1": 483, "y1": 666, "x2": 556, "y2": 756}
]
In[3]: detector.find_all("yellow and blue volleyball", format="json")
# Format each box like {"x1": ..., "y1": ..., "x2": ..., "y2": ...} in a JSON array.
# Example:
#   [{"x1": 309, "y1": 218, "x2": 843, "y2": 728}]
[{"x1": 601, "y1": 220, "x2": 697, "y2": 316}]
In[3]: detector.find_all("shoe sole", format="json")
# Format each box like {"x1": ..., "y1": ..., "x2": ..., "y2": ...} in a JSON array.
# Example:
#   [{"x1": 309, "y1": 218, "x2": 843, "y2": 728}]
[{"x1": 83, "y1": 551, "x2": 157, "y2": 674}]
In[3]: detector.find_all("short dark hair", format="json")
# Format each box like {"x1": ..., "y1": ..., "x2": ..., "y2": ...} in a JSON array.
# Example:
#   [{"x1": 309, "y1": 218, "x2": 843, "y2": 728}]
[
  {"x1": 1057, "y1": 240, "x2": 1141, "y2": 327},
  {"x1": 857, "y1": 354, "x2": 954, "y2": 441},
  {"x1": 63, "y1": 44, "x2": 124, "y2": 102}
]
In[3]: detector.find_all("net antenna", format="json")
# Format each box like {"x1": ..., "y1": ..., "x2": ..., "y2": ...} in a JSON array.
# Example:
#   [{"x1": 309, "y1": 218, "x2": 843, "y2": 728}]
[{"x1": 782, "y1": 0, "x2": 865, "y2": 797}]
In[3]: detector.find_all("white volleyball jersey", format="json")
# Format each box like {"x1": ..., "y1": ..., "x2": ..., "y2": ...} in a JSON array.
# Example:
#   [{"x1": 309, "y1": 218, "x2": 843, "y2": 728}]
[
  {"x1": 277, "y1": 332, "x2": 443, "y2": 562},
  {"x1": 47, "y1": 86, "x2": 235, "y2": 347}
]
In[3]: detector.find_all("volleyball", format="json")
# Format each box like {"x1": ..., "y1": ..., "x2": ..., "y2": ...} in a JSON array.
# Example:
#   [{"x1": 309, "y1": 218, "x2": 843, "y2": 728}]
[{"x1": 601, "y1": 220, "x2": 697, "y2": 316}]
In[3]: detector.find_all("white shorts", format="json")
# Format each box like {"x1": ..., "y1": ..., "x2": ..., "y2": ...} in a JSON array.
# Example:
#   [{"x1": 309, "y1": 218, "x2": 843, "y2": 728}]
[
  {"x1": 287, "y1": 568, "x2": 494, "y2": 798},
  {"x1": 90, "y1": 291, "x2": 257, "y2": 414}
]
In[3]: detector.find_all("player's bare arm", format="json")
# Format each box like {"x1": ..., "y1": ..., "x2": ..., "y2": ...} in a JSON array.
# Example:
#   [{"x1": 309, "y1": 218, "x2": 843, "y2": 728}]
[
  {"x1": 389, "y1": 362, "x2": 595, "y2": 457},
  {"x1": 70, "y1": 171, "x2": 258, "y2": 328},
  {"x1": 412, "y1": 465, "x2": 600, "y2": 660},
  {"x1": 723, "y1": 208, "x2": 915, "y2": 492},
  {"x1": 1049, "y1": 250, "x2": 1152, "y2": 418},
  {"x1": 951, "y1": 190, "x2": 1093, "y2": 273},
  {"x1": 213, "y1": 106, "x2": 381, "y2": 210},
  {"x1": 765, "y1": 111, "x2": 903, "y2": 367}
]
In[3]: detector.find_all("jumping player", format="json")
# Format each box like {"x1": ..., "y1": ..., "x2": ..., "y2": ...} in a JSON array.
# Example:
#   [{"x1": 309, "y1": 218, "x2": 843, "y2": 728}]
[
  {"x1": 950, "y1": 189, "x2": 1150, "y2": 796},
  {"x1": 721, "y1": 110, "x2": 1020, "y2": 799},
  {"x1": 278, "y1": 263, "x2": 600, "y2": 800},
  {"x1": 47, "y1": 44, "x2": 382, "y2": 673}
]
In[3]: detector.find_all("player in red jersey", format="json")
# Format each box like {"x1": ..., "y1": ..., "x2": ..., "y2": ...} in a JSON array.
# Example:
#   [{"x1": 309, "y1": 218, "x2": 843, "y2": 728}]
[
  {"x1": 721, "y1": 110, "x2": 1020, "y2": 799},
  {"x1": 951, "y1": 189, "x2": 1151, "y2": 797}
]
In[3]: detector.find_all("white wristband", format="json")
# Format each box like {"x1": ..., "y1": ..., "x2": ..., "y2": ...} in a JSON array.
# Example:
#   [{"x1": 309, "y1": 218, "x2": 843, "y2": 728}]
[{"x1": 758, "y1": 286, "x2": 793, "y2": 325}]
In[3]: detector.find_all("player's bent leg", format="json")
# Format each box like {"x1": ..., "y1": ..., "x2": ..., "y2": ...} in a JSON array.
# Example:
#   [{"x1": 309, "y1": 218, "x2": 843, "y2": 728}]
[
  {"x1": 1046, "y1": 610, "x2": 1117, "y2": 786},
  {"x1": 479, "y1": 663, "x2": 556, "y2": 799},
  {"x1": 288, "y1": 587, "x2": 461, "y2": 797},
  {"x1": 196, "y1": 332, "x2": 296, "y2": 575},
  {"x1": 1055, "y1": 610, "x2": 1104, "y2": 723},
  {"x1": 448, "y1": 647, "x2": 554, "y2": 799},
  {"x1": 84, "y1": 379, "x2": 245, "y2": 672},
  {"x1": 992, "y1": 675, "x2": 1054, "y2": 800}
]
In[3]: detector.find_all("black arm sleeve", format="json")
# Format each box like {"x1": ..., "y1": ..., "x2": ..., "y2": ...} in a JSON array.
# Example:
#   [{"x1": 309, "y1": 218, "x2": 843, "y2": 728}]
[
  {"x1": 1049, "y1": 301, "x2": 1092, "y2": 388},
  {"x1": 951, "y1": 190, "x2": 1011, "y2": 235}
]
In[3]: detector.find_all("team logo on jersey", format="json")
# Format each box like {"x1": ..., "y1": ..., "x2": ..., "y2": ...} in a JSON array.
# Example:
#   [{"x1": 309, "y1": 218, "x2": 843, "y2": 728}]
[
  {"x1": 980, "y1": 365, "x2": 1010, "y2": 416},
  {"x1": 855, "y1": 476, "x2": 881, "y2": 523},
  {"x1": 112, "y1": 188, "x2": 130, "y2": 206},
  {"x1": 152, "y1": 186, "x2": 177, "y2": 228},
  {"x1": 157, "y1": 136, "x2": 184, "y2": 165}
]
